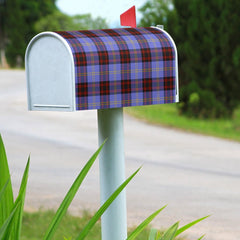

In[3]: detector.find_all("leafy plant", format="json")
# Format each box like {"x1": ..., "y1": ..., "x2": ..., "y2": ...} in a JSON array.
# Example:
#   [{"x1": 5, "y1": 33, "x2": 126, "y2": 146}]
[
  {"x1": 0, "y1": 134, "x2": 208, "y2": 240},
  {"x1": 0, "y1": 134, "x2": 29, "y2": 240},
  {"x1": 145, "y1": 215, "x2": 209, "y2": 240}
]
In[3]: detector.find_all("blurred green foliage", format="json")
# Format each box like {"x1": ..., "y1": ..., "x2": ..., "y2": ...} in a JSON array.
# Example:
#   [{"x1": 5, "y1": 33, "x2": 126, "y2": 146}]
[
  {"x1": 0, "y1": 0, "x2": 108, "y2": 68},
  {"x1": 139, "y1": 0, "x2": 240, "y2": 119},
  {"x1": 35, "y1": 12, "x2": 108, "y2": 32},
  {"x1": 2, "y1": 0, "x2": 57, "y2": 67}
]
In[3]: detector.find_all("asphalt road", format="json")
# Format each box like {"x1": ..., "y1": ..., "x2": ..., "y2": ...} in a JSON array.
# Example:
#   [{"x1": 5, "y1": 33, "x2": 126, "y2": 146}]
[{"x1": 0, "y1": 70, "x2": 240, "y2": 240}]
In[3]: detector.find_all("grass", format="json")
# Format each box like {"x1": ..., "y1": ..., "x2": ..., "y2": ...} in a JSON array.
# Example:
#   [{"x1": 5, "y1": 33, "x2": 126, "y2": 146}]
[
  {"x1": 20, "y1": 210, "x2": 188, "y2": 240},
  {"x1": 125, "y1": 104, "x2": 240, "y2": 142},
  {"x1": 21, "y1": 210, "x2": 155, "y2": 240},
  {"x1": 21, "y1": 210, "x2": 101, "y2": 240}
]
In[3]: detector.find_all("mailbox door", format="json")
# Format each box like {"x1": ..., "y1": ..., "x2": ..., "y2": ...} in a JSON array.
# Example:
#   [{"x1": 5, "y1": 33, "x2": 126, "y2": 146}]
[{"x1": 26, "y1": 32, "x2": 76, "y2": 111}]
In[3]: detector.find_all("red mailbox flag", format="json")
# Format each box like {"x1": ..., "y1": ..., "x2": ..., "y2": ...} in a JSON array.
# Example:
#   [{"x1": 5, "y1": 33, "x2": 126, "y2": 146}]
[{"x1": 120, "y1": 6, "x2": 136, "y2": 27}]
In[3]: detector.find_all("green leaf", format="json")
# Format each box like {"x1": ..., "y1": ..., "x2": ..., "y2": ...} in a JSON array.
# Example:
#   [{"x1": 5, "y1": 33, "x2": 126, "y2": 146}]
[
  {"x1": 127, "y1": 206, "x2": 167, "y2": 240},
  {"x1": 63, "y1": 237, "x2": 72, "y2": 240},
  {"x1": 175, "y1": 215, "x2": 210, "y2": 237},
  {"x1": 0, "y1": 135, "x2": 14, "y2": 227},
  {"x1": 197, "y1": 234, "x2": 205, "y2": 240},
  {"x1": 0, "y1": 202, "x2": 20, "y2": 240},
  {"x1": 156, "y1": 230, "x2": 161, "y2": 240},
  {"x1": 11, "y1": 156, "x2": 30, "y2": 240},
  {"x1": 148, "y1": 228, "x2": 158, "y2": 240},
  {"x1": 159, "y1": 222, "x2": 178, "y2": 240},
  {"x1": 0, "y1": 180, "x2": 10, "y2": 203},
  {"x1": 43, "y1": 141, "x2": 106, "y2": 240},
  {"x1": 76, "y1": 167, "x2": 141, "y2": 240}
]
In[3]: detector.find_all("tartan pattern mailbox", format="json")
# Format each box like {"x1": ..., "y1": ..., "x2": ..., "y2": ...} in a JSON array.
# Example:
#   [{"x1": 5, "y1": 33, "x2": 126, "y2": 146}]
[
  {"x1": 25, "y1": 23, "x2": 179, "y2": 240},
  {"x1": 26, "y1": 27, "x2": 178, "y2": 111}
]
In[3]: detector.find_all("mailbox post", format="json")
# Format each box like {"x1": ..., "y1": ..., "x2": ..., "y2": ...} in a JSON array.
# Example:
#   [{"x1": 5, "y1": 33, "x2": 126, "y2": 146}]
[
  {"x1": 25, "y1": 26, "x2": 178, "y2": 240},
  {"x1": 98, "y1": 108, "x2": 127, "y2": 240}
]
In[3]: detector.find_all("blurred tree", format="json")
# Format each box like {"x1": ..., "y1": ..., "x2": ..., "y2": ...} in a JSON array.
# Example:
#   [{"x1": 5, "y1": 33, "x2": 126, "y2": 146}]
[
  {"x1": 35, "y1": 11, "x2": 75, "y2": 32},
  {"x1": 175, "y1": 0, "x2": 240, "y2": 118},
  {"x1": 5, "y1": 0, "x2": 27, "y2": 67},
  {"x1": 139, "y1": 0, "x2": 176, "y2": 29},
  {"x1": 2, "y1": 0, "x2": 108, "y2": 67},
  {"x1": 139, "y1": 0, "x2": 240, "y2": 118},
  {"x1": 3, "y1": 0, "x2": 57, "y2": 67},
  {"x1": 0, "y1": 0, "x2": 7, "y2": 67},
  {"x1": 35, "y1": 12, "x2": 108, "y2": 32},
  {"x1": 72, "y1": 14, "x2": 108, "y2": 30}
]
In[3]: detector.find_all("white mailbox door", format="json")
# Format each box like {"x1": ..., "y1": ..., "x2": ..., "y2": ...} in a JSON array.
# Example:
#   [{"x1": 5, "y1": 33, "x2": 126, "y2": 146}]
[{"x1": 26, "y1": 32, "x2": 76, "y2": 111}]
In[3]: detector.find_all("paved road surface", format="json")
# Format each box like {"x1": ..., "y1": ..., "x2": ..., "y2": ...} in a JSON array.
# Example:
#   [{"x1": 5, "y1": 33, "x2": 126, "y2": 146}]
[{"x1": 0, "y1": 70, "x2": 240, "y2": 240}]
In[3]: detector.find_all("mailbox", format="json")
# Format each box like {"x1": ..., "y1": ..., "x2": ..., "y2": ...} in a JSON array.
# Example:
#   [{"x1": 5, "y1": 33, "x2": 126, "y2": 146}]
[
  {"x1": 25, "y1": 27, "x2": 178, "y2": 111},
  {"x1": 25, "y1": 23, "x2": 180, "y2": 240}
]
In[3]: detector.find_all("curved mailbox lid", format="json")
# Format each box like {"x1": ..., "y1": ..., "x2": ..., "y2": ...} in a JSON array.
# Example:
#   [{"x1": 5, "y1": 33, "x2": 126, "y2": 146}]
[{"x1": 26, "y1": 27, "x2": 178, "y2": 111}]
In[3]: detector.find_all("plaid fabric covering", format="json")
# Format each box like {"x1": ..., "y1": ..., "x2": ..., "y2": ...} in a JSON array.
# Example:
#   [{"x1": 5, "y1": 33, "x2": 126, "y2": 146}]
[{"x1": 55, "y1": 27, "x2": 177, "y2": 110}]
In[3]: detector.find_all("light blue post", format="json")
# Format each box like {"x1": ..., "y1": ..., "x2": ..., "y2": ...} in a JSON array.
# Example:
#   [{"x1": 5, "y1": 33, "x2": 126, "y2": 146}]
[{"x1": 97, "y1": 108, "x2": 127, "y2": 240}]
